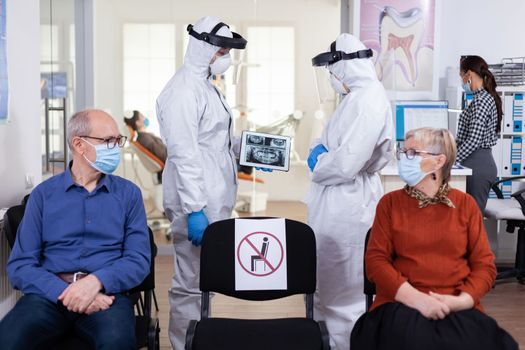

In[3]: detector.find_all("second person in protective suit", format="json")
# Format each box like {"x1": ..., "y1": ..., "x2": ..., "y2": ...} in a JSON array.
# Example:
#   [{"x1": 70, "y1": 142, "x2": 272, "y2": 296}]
[
  {"x1": 305, "y1": 33, "x2": 394, "y2": 350},
  {"x1": 156, "y1": 16, "x2": 247, "y2": 349}
]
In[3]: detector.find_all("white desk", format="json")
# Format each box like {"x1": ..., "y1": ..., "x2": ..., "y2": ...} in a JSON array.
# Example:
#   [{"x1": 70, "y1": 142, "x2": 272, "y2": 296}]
[{"x1": 379, "y1": 164, "x2": 472, "y2": 193}]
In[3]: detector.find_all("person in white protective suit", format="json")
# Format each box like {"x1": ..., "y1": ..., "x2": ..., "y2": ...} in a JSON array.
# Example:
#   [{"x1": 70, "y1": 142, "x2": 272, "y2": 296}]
[
  {"x1": 305, "y1": 33, "x2": 394, "y2": 350},
  {"x1": 155, "y1": 16, "x2": 247, "y2": 350}
]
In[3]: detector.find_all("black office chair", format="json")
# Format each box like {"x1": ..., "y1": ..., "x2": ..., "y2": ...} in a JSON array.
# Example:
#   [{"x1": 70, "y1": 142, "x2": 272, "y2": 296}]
[
  {"x1": 185, "y1": 217, "x2": 330, "y2": 350},
  {"x1": 484, "y1": 177, "x2": 525, "y2": 282},
  {"x1": 2, "y1": 199, "x2": 160, "y2": 350},
  {"x1": 363, "y1": 229, "x2": 376, "y2": 311}
]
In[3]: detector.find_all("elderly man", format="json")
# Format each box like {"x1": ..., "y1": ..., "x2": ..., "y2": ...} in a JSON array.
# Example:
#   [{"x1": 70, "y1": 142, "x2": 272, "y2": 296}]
[{"x1": 0, "y1": 109, "x2": 150, "y2": 349}]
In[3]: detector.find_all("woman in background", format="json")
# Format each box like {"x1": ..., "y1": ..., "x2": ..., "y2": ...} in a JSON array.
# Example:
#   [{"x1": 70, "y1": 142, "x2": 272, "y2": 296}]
[
  {"x1": 124, "y1": 110, "x2": 167, "y2": 182},
  {"x1": 456, "y1": 55, "x2": 501, "y2": 213}
]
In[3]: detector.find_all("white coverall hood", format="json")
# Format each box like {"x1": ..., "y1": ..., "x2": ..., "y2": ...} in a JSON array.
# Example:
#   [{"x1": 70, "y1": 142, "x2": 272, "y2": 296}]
[
  {"x1": 328, "y1": 33, "x2": 378, "y2": 91},
  {"x1": 184, "y1": 16, "x2": 233, "y2": 78}
]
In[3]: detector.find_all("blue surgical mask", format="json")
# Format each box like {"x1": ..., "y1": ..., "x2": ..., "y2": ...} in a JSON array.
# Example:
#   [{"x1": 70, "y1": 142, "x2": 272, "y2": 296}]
[
  {"x1": 397, "y1": 154, "x2": 431, "y2": 186},
  {"x1": 144, "y1": 118, "x2": 150, "y2": 128},
  {"x1": 82, "y1": 139, "x2": 121, "y2": 174},
  {"x1": 462, "y1": 81, "x2": 473, "y2": 94}
]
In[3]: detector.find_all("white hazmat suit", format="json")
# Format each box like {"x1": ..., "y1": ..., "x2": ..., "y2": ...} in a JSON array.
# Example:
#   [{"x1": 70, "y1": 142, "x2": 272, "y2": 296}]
[
  {"x1": 305, "y1": 34, "x2": 394, "y2": 350},
  {"x1": 156, "y1": 16, "x2": 240, "y2": 350}
]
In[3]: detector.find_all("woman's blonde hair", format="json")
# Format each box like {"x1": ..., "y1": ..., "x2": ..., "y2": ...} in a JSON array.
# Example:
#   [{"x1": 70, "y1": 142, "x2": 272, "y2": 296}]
[{"x1": 405, "y1": 127, "x2": 457, "y2": 183}]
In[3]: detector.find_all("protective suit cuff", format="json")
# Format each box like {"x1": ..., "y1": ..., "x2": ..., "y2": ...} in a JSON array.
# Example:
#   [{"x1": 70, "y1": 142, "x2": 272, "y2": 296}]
[{"x1": 182, "y1": 204, "x2": 206, "y2": 215}]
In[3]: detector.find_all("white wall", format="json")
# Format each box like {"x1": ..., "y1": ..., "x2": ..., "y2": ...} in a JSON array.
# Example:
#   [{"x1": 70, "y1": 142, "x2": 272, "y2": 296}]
[
  {"x1": 436, "y1": 0, "x2": 525, "y2": 98},
  {"x1": 0, "y1": 0, "x2": 41, "y2": 208},
  {"x1": 0, "y1": 0, "x2": 40, "y2": 320},
  {"x1": 92, "y1": 0, "x2": 339, "y2": 158}
]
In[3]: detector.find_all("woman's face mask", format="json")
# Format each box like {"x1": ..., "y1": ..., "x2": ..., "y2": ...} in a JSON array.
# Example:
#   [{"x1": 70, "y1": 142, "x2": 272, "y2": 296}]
[
  {"x1": 397, "y1": 153, "x2": 432, "y2": 186},
  {"x1": 461, "y1": 72, "x2": 473, "y2": 93}
]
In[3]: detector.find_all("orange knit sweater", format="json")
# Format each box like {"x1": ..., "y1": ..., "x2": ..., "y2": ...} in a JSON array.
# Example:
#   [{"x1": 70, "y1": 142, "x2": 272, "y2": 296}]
[{"x1": 366, "y1": 188, "x2": 496, "y2": 312}]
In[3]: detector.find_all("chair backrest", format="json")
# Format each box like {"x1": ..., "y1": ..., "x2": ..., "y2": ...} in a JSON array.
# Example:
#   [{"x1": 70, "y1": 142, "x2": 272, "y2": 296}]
[
  {"x1": 363, "y1": 228, "x2": 376, "y2": 310},
  {"x1": 3, "y1": 204, "x2": 26, "y2": 249},
  {"x1": 126, "y1": 125, "x2": 165, "y2": 173},
  {"x1": 200, "y1": 217, "x2": 317, "y2": 301}
]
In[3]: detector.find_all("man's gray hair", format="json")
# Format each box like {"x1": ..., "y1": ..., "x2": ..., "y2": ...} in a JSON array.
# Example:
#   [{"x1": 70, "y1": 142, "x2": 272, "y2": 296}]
[{"x1": 67, "y1": 110, "x2": 92, "y2": 150}]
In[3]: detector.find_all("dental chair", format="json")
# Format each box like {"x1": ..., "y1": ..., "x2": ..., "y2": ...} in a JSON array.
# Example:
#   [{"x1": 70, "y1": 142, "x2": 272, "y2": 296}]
[
  {"x1": 124, "y1": 125, "x2": 170, "y2": 234},
  {"x1": 126, "y1": 126, "x2": 164, "y2": 178}
]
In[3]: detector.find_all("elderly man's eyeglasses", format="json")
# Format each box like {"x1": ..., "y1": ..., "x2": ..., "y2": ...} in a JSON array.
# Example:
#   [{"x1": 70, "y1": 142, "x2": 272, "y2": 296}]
[
  {"x1": 396, "y1": 148, "x2": 439, "y2": 160},
  {"x1": 80, "y1": 135, "x2": 127, "y2": 149}
]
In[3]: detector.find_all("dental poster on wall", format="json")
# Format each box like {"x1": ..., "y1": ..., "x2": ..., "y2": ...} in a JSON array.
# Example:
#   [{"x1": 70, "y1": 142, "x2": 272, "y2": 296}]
[
  {"x1": 234, "y1": 218, "x2": 288, "y2": 291},
  {"x1": 0, "y1": 0, "x2": 7, "y2": 123},
  {"x1": 356, "y1": 0, "x2": 436, "y2": 94}
]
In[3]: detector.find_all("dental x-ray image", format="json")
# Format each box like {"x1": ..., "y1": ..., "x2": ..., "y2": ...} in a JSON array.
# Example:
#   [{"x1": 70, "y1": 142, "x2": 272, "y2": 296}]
[{"x1": 240, "y1": 131, "x2": 291, "y2": 171}]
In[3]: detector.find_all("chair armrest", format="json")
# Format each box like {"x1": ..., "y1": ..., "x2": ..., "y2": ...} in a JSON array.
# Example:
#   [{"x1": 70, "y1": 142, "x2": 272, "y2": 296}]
[
  {"x1": 185, "y1": 320, "x2": 198, "y2": 350},
  {"x1": 318, "y1": 320, "x2": 330, "y2": 350},
  {"x1": 511, "y1": 189, "x2": 525, "y2": 217},
  {"x1": 492, "y1": 176, "x2": 525, "y2": 199}
]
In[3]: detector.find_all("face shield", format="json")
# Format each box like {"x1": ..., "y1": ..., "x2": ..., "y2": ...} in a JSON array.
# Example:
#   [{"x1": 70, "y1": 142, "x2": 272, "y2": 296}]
[
  {"x1": 311, "y1": 41, "x2": 373, "y2": 104},
  {"x1": 313, "y1": 66, "x2": 335, "y2": 105},
  {"x1": 229, "y1": 49, "x2": 245, "y2": 85},
  {"x1": 187, "y1": 22, "x2": 247, "y2": 85}
]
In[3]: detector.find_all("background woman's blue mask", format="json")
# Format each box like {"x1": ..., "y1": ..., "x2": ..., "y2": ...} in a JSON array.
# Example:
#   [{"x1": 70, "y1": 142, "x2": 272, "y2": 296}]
[
  {"x1": 144, "y1": 118, "x2": 150, "y2": 128},
  {"x1": 462, "y1": 81, "x2": 473, "y2": 94}
]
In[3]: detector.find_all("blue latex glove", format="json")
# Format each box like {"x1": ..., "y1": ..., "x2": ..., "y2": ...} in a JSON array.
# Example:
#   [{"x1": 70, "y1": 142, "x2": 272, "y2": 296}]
[
  {"x1": 187, "y1": 210, "x2": 209, "y2": 246},
  {"x1": 255, "y1": 167, "x2": 273, "y2": 172},
  {"x1": 307, "y1": 144, "x2": 328, "y2": 171}
]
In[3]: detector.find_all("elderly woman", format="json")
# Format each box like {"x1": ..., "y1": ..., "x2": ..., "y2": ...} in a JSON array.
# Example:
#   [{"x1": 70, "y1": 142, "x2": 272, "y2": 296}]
[{"x1": 350, "y1": 128, "x2": 517, "y2": 350}]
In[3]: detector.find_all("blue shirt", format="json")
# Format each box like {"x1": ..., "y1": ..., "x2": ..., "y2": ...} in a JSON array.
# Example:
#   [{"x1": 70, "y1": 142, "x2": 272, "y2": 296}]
[{"x1": 7, "y1": 165, "x2": 151, "y2": 303}]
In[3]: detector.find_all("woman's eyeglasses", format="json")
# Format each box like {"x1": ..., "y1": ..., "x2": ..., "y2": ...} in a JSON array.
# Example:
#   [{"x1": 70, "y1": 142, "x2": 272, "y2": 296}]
[{"x1": 396, "y1": 148, "x2": 440, "y2": 160}]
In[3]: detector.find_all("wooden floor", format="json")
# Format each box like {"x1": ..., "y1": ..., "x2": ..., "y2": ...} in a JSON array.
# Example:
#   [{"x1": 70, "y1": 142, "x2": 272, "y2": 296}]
[{"x1": 152, "y1": 201, "x2": 525, "y2": 349}]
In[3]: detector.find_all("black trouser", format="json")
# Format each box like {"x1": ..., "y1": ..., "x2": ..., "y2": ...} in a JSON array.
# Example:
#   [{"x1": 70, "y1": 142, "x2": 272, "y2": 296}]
[{"x1": 462, "y1": 148, "x2": 497, "y2": 214}]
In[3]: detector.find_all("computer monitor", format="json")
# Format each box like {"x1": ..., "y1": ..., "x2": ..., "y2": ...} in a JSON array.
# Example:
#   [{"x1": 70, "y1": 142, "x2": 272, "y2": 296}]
[{"x1": 395, "y1": 100, "x2": 449, "y2": 141}]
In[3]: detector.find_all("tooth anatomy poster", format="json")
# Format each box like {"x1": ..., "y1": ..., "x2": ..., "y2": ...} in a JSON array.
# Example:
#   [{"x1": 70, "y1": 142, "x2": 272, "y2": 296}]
[{"x1": 357, "y1": 0, "x2": 436, "y2": 94}]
